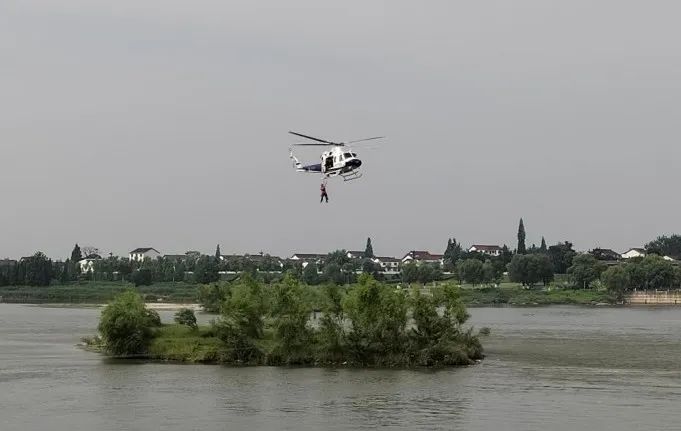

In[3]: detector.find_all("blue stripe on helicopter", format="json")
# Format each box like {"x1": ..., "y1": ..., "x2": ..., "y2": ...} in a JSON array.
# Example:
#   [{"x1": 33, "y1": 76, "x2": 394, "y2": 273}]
[{"x1": 304, "y1": 164, "x2": 322, "y2": 172}]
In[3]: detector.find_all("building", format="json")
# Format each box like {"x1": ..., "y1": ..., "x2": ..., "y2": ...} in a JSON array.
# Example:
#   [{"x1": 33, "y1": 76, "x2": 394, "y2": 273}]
[
  {"x1": 401, "y1": 251, "x2": 444, "y2": 266},
  {"x1": 346, "y1": 251, "x2": 367, "y2": 259},
  {"x1": 290, "y1": 253, "x2": 326, "y2": 268},
  {"x1": 372, "y1": 256, "x2": 401, "y2": 274},
  {"x1": 129, "y1": 248, "x2": 161, "y2": 262},
  {"x1": 621, "y1": 248, "x2": 646, "y2": 259},
  {"x1": 467, "y1": 245, "x2": 503, "y2": 257},
  {"x1": 78, "y1": 254, "x2": 102, "y2": 273}
]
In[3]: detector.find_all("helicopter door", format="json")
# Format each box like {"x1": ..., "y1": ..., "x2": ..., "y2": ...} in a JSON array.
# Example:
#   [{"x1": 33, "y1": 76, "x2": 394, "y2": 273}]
[{"x1": 324, "y1": 156, "x2": 334, "y2": 172}]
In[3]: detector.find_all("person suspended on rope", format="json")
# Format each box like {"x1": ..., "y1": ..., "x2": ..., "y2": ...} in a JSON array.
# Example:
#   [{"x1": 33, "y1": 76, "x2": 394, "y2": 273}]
[{"x1": 320, "y1": 181, "x2": 329, "y2": 203}]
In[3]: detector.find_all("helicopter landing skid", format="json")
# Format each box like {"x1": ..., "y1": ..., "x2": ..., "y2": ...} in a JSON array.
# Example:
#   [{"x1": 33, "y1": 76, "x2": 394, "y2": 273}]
[{"x1": 340, "y1": 170, "x2": 362, "y2": 182}]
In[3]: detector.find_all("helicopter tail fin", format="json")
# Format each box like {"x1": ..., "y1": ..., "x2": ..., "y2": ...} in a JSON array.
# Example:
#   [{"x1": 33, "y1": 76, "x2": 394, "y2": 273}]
[{"x1": 289, "y1": 148, "x2": 304, "y2": 170}]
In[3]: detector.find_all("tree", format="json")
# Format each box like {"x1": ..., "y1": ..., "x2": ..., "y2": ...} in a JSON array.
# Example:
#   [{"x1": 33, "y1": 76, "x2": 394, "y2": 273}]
[
  {"x1": 215, "y1": 244, "x2": 221, "y2": 260},
  {"x1": 548, "y1": 241, "x2": 577, "y2": 274},
  {"x1": 132, "y1": 268, "x2": 153, "y2": 286},
  {"x1": 638, "y1": 255, "x2": 676, "y2": 290},
  {"x1": 269, "y1": 274, "x2": 314, "y2": 364},
  {"x1": 401, "y1": 262, "x2": 419, "y2": 283},
  {"x1": 567, "y1": 254, "x2": 605, "y2": 289},
  {"x1": 482, "y1": 261, "x2": 499, "y2": 286},
  {"x1": 323, "y1": 263, "x2": 344, "y2": 285},
  {"x1": 174, "y1": 308, "x2": 198, "y2": 328},
  {"x1": 443, "y1": 238, "x2": 463, "y2": 269},
  {"x1": 458, "y1": 259, "x2": 484, "y2": 285},
  {"x1": 601, "y1": 265, "x2": 630, "y2": 301},
  {"x1": 645, "y1": 235, "x2": 681, "y2": 260},
  {"x1": 302, "y1": 262, "x2": 320, "y2": 285},
  {"x1": 517, "y1": 218, "x2": 527, "y2": 254},
  {"x1": 197, "y1": 283, "x2": 230, "y2": 313},
  {"x1": 98, "y1": 290, "x2": 157, "y2": 356},
  {"x1": 508, "y1": 254, "x2": 553, "y2": 287},
  {"x1": 540, "y1": 237, "x2": 547, "y2": 253},
  {"x1": 364, "y1": 237, "x2": 374, "y2": 258},
  {"x1": 71, "y1": 244, "x2": 82, "y2": 262},
  {"x1": 20, "y1": 252, "x2": 53, "y2": 286},
  {"x1": 194, "y1": 256, "x2": 220, "y2": 284}
]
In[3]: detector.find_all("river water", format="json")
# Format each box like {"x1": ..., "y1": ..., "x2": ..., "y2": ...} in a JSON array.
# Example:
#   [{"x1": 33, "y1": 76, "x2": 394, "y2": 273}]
[{"x1": 1, "y1": 304, "x2": 680, "y2": 430}]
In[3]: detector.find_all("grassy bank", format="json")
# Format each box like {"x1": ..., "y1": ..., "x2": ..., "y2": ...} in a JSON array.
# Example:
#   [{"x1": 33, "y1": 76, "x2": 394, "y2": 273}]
[
  {"x1": 0, "y1": 282, "x2": 198, "y2": 304},
  {"x1": 458, "y1": 286, "x2": 614, "y2": 306}
]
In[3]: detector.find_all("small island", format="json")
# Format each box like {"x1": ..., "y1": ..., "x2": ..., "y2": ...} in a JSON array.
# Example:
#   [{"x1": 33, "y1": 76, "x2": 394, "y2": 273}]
[{"x1": 85, "y1": 274, "x2": 485, "y2": 368}]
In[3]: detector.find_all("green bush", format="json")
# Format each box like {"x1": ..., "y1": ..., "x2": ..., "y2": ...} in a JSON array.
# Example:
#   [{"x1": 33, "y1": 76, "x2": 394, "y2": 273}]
[
  {"x1": 98, "y1": 290, "x2": 157, "y2": 356},
  {"x1": 174, "y1": 308, "x2": 198, "y2": 328}
]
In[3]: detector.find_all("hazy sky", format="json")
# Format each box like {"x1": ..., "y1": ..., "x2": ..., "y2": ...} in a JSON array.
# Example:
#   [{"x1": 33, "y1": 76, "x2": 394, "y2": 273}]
[{"x1": 2, "y1": 0, "x2": 680, "y2": 260}]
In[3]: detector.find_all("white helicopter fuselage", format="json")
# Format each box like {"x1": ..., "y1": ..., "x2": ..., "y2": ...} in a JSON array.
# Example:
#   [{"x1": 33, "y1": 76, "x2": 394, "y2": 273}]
[{"x1": 321, "y1": 147, "x2": 362, "y2": 176}]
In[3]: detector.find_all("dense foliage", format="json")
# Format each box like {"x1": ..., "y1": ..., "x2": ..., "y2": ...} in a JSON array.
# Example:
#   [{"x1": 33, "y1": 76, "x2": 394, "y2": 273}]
[
  {"x1": 98, "y1": 290, "x2": 160, "y2": 356},
  {"x1": 193, "y1": 274, "x2": 482, "y2": 367},
  {"x1": 174, "y1": 308, "x2": 198, "y2": 328}
]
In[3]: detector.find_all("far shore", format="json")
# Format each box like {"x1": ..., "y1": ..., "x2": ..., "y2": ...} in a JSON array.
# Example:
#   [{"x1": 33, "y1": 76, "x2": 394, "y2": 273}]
[{"x1": 25, "y1": 302, "x2": 203, "y2": 311}]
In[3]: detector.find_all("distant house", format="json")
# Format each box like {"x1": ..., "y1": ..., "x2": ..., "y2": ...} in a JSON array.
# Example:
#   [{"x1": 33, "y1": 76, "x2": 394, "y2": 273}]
[
  {"x1": 372, "y1": 256, "x2": 401, "y2": 273},
  {"x1": 346, "y1": 251, "x2": 367, "y2": 259},
  {"x1": 290, "y1": 253, "x2": 326, "y2": 268},
  {"x1": 621, "y1": 248, "x2": 646, "y2": 259},
  {"x1": 402, "y1": 251, "x2": 444, "y2": 266},
  {"x1": 165, "y1": 251, "x2": 202, "y2": 263},
  {"x1": 0, "y1": 259, "x2": 17, "y2": 267},
  {"x1": 221, "y1": 254, "x2": 284, "y2": 271},
  {"x1": 589, "y1": 248, "x2": 621, "y2": 261},
  {"x1": 129, "y1": 248, "x2": 161, "y2": 262},
  {"x1": 78, "y1": 254, "x2": 102, "y2": 273},
  {"x1": 467, "y1": 245, "x2": 503, "y2": 257}
]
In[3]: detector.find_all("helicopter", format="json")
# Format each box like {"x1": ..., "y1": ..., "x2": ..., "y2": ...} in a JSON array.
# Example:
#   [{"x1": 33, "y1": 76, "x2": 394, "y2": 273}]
[{"x1": 288, "y1": 131, "x2": 384, "y2": 181}]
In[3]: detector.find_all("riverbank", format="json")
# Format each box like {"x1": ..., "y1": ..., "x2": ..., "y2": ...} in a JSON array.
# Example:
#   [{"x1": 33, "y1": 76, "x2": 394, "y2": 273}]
[
  {"x1": 1, "y1": 282, "x2": 617, "y2": 307},
  {"x1": 458, "y1": 286, "x2": 615, "y2": 306}
]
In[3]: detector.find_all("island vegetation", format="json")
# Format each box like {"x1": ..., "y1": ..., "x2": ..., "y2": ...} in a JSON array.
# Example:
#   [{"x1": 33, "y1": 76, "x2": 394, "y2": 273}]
[{"x1": 88, "y1": 274, "x2": 484, "y2": 367}]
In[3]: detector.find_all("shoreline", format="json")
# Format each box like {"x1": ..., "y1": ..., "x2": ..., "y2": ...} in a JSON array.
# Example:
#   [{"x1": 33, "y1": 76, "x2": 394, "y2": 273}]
[{"x1": 25, "y1": 302, "x2": 203, "y2": 311}]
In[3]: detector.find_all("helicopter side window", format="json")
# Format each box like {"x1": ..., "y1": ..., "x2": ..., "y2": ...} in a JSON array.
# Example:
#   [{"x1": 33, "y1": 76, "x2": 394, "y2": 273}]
[
  {"x1": 344, "y1": 153, "x2": 352, "y2": 159},
  {"x1": 351, "y1": 153, "x2": 357, "y2": 157}
]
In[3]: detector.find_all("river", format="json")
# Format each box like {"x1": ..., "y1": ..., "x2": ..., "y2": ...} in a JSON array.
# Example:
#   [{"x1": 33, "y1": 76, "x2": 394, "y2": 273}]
[{"x1": 1, "y1": 304, "x2": 680, "y2": 430}]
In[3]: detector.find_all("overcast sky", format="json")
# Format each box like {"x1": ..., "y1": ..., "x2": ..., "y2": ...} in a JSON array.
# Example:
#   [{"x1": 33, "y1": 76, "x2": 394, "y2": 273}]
[{"x1": 2, "y1": 0, "x2": 680, "y2": 260}]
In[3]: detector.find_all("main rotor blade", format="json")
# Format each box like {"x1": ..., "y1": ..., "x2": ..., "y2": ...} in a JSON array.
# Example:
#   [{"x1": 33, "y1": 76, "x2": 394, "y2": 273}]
[
  {"x1": 347, "y1": 136, "x2": 385, "y2": 144},
  {"x1": 293, "y1": 143, "x2": 334, "y2": 146},
  {"x1": 289, "y1": 131, "x2": 338, "y2": 145}
]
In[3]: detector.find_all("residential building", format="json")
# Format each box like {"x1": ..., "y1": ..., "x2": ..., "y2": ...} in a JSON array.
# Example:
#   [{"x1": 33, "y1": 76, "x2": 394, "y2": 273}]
[
  {"x1": 401, "y1": 251, "x2": 444, "y2": 266},
  {"x1": 129, "y1": 247, "x2": 161, "y2": 262},
  {"x1": 290, "y1": 253, "x2": 326, "y2": 268},
  {"x1": 621, "y1": 248, "x2": 646, "y2": 259},
  {"x1": 467, "y1": 245, "x2": 503, "y2": 257},
  {"x1": 78, "y1": 254, "x2": 102, "y2": 273},
  {"x1": 346, "y1": 251, "x2": 367, "y2": 259},
  {"x1": 372, "y1": 256, "x2": 401, "y2": 274}
]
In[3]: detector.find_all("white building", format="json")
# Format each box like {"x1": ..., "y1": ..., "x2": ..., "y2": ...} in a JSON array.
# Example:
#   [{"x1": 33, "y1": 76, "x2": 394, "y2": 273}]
[
  {"x1": 467, "y1": 245, "x2": 503, "y2": 257},
  {"x1": 78, "y1": 254, "x2": 102, "y2": 273},
  {"x1": 129, "y1": 247, "x2": 161, "y2": 262},
  {"x1": 401, "y1": 251, "x2": 444, "y2": 266},
  {"x1": 290, "y1": 253, "x2": 326, "y2": 268},
  {"x1": 621, "y1": 248, "x2": 646, "y2": 259},
  {"x1": 372, "y1": 256, "x2": 401, "y2": 274}
]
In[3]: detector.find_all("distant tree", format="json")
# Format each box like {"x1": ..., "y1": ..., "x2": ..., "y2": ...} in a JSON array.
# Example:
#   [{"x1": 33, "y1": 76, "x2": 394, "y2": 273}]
[
  {"x1": 517, "y1": 218, "x2": 527, "y2": 254},
  {"x1": 59, "y1": 260, "x2": 71, "y2": 284},
  {"x1": 81, "y1": 246, "x2": 99, "y2": 258},
  {"x1": 174, "y1": 308, "x2": 198, "y2": 328},
  {"x1": 71, "y1": 244, "x2": 82, "y2": 262},
  {"x1": 401, "y1": 262, "x2": 419, "y2": 283},
  {"x1": 417, "y1": 263, "x2": 441, "y2": 284},
  {"x1": 567, "y1": 254, "x2": 605, "y2": 289},
  {"x1": 326, "y1": 250, "x2": 350, "y2": 267},
  {"x1": 500, "y1": 245, "x2": 513, "y2": 266},
  {"x1": 645, "y1": 235, "x2": 681, "y2": 260},
  {"x1": 601, "y1": 265, "x2": 631, "y2": 301},
  {"x1": 458, "y1": 259, "x2": 484, "y2": 286},
  {"x1": 638, "y1": 255, "x2": 676, "y2": 290},
  {"x1": 364, "y1": 238, "x2": 374, "y2": 258},
  {"x1": 508, "y1": 254, "x2": 553, "y2": 287},
  {"x1": 443, "y1": 238, "x2": 463, "y2": 269},
  {"x1": 20, "y1": 252, "x2": 53, "y2": 286},
  {"x1": 323, "y1": 263, "x2": 344, "y2": 285},
  {"x1": 215, "y1": 244, "x2": 221, "y2": 260},
  {"x1": 302, "y1": 263, "x2": 320, "y2": 285},
  {"x1": 548, "y1": 241, "x2": 577, "y2": 274},
  {"x1": 132, "y1": 268, "x2": 153, "y2": 286},
  {"x1": 482, "y1": 261, "x2": 500, "y2": 286},
  {"x1": 194, "y1": 256, "x2": 220, "y2": 284},
  {"x1": 539, "y1": 237, "x2": 547, "y2": 253}
]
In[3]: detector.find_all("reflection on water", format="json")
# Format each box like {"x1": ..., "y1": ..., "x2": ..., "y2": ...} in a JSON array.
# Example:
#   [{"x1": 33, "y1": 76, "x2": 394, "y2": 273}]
[{"x1": 1, "y1": 304, "x2": 680, "y2": 430}]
